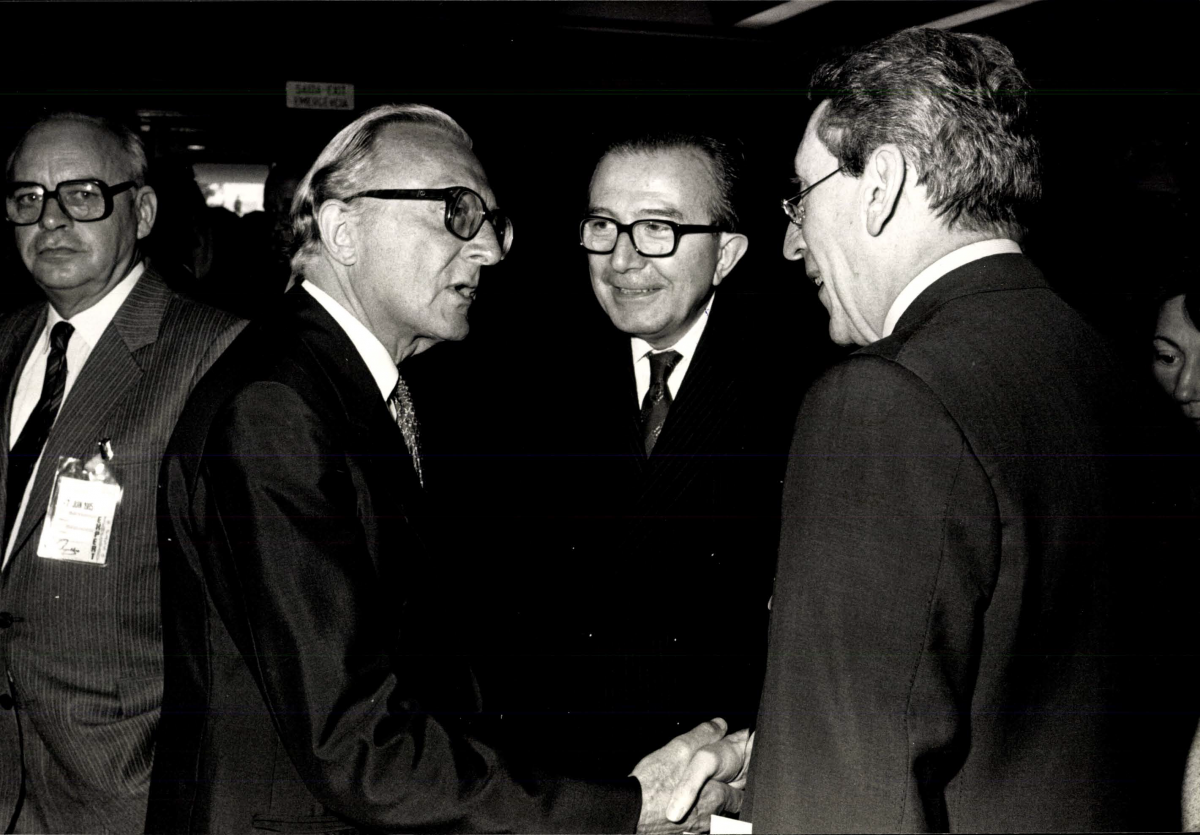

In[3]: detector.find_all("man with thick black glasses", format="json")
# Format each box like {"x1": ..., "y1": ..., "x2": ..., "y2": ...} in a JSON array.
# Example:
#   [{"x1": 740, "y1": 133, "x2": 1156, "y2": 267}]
[
  {"x1": 148, "y1": 104, "x2": 735, "y2": 835},
  {"x1": 0, "y1": 112, "x2": 244, "y2": 833},
  {"x1": 470, "y1": 132, "x2": 806, "y2": 827}
]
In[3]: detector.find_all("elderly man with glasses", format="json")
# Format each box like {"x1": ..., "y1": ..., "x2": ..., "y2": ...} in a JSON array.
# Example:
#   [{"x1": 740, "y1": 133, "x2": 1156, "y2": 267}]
[
  {"x1": 677, "y1": 28, "x2": 1195, "y2": 833},
  {"x1": 0, "y1": 112, "x2": 244, "y2": 833},
  {"x1": 147, "y1": 105, "x2": 742, "y2": 835},
  {"x1": 467, "y1": 131, "x2": 813, "y2": 814}
]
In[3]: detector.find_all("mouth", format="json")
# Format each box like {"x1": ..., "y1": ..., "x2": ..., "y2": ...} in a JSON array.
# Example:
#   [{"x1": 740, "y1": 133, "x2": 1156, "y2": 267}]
[
  {"x1": 38, "y1": 245, "x2": 81, "y2": 258},
  {"x1": 452, "y1": 282, "x2": 477, "y2": 302},
  {"x1": 610, "y1": 285, "x2": 662, "y2": 298}
]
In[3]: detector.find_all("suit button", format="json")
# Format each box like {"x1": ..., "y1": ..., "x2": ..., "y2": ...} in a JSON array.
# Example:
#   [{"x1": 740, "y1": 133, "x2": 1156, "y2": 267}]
[
  {"x1": 0, "y1": 613, "x2": 12, "y2": 629},
  {"x1": 0, "y1": 694, "x2": 12, "y2": 710}
]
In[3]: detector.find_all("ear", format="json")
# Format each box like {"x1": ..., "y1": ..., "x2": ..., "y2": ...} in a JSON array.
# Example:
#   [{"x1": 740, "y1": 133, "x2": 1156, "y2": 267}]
[
  {"x1": 316, "y1": 199, "x2": 358, "y2": 266},
  {"x1": 134, "y1": 186, "x2": 157, "y2": 240},
  {"x1": 862, "y1": 144, "x2": 906, "y2": 238},
  {"x1": 711, "y1": 232, "x2": 749, "y2": 286}
]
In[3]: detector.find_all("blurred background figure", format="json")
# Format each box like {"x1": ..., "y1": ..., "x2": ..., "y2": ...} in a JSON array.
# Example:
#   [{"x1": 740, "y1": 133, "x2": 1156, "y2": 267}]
[
  {"x1": 1153, "y1": 283, "x2": 1200, "y2": 433},
  {"x1": 240, "y1": 157, "x2": 309, "y2": 301}
]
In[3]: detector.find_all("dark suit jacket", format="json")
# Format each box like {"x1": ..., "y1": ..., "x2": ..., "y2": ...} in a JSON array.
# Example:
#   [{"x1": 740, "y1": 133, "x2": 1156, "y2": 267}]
[
  {"x1": 0, "y1": 268, "x2": 244, "y2": 833},
  {"x1": 745, "y1": 254, "x2": 1196, "y2": 832},
  {"x1": 471, "y1": 290, "x2": 807, "y2": 778},
  {"x1": 146, "y1": 287, "x2": 641, "y2": 834}
]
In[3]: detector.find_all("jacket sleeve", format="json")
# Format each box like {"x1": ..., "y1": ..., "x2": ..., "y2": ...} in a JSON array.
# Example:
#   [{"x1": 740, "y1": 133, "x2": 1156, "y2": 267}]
[
  {"x1": 197, "y1": 378, "x2": 641, "y2": 834},
  {"x1": 747, "y1": 355, "x2": 1000, "y2": 833}
]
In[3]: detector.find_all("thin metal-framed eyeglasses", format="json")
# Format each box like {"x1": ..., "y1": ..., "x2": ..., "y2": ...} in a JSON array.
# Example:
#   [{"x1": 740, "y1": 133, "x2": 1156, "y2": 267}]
[
  {"x1": 579, "y1": 216, "x2": 726, "y2": 258},
  {"x1": 781, "y1": 166, "x2": 843, "y2": 229},
  {"x1": 5, "y1": 179, "x2": 137, "y2": 226},
  {"x1": 347, "y1": 186, "x2": 513, "y2": 258}
]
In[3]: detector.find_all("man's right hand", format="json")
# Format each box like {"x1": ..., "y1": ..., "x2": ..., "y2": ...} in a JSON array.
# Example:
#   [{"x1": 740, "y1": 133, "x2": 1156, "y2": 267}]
[{"x1": 630, "y1": 718, "x2": 748, "y2": 834}]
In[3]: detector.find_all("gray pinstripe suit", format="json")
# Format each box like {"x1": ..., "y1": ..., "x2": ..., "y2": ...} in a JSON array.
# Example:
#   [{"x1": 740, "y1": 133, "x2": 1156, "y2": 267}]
[{"x1": 0, "y1": 268, "x2": 244, "y2": 834}]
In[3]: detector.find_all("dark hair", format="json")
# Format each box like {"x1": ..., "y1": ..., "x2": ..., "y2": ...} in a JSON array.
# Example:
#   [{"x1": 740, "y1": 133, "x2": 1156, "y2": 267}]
[
  {"x1": 290, "y1": 104, "x2": 472, "y2": 275},
  {"x1": 810, "y1": 27, "x2": 1041, "y2": 240},
  {"x1": 6, "y1": 111, "x2": 148, "y2": 185},
  {"x1": 595, "y1": 132, "x2": 742, "y2": 231}
]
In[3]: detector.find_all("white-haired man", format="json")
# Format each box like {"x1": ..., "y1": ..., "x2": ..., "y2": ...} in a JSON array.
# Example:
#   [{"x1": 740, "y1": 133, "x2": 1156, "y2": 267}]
[{"x1": 147, "y1": 104, "x2": 741, "y2": 834}]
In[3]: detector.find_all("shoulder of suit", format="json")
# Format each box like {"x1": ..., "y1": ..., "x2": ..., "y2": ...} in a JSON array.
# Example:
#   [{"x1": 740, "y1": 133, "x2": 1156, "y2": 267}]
[{"x1": 157, "y1": 282, "x2": 248, "y2": 342}]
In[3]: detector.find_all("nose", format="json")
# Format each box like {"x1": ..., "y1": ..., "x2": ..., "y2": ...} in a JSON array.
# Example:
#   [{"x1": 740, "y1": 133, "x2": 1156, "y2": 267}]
[
  {"x1": 464, "y1": 221, "x2": 502, "y2": 266},
  {"x1": 1175, "y1": 356, "x2": 1199, "y2": 403},
  {"x1": 38, "y1": 194, "x2": 72, "y2": 230},
  {"x1": 609, "y1": 229, "x2": 645, "y2": 273},
  {"x1": 783, "y1": 222, "x2": 805, "y2": 262}
]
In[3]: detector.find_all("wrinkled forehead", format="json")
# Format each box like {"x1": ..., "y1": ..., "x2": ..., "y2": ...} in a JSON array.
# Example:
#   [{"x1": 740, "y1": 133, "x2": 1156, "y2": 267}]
[
  {"x1": 794, "y1": 101, "x2": 838, "y2": 183},
  {"x1": 10, "y1": 121, "x2": 128, "y2": 184},
  {"x1": 589, "y1": 148, "x2": 719, "y2": 215},
  {"x1": 368, "y1": 123, "x2": 492, "y2": 198}
]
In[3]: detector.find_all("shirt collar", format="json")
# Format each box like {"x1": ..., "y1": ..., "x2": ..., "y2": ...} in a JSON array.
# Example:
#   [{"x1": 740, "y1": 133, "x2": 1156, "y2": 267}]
[
  {"x1": 630, "y1": 292, "x2": 715, "y2": 364},
  {"x1": 882, "y1": 239, "x2": 1022, "y2": 337},
  {"x1": 47, "y1": 261, "x2": 145, "y2": 348},
  {"x1": 302, "y1": 281, "x2": 399, "y2": 401}
]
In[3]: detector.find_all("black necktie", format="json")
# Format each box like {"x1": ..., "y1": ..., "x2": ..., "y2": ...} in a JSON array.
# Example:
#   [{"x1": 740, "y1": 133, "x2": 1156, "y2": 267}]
[
  {"x1": 639, "y1": 350, "x2": 682, "y2": 457},
  {"x1": 388, "y1": 373, "x2": 424, "y2": 488},
  {"x1": 6, "y1": 321, "x2": 74, "y2": 546}
]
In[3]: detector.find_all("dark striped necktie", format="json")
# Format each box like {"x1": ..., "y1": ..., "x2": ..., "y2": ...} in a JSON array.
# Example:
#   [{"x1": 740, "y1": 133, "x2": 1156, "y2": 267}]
[
  {"x1": 639, "y1": 350, "x2": 682, "y2": 457},
  {"x1": 5, "y1": 321, "x2": 74, "y2": 547},
  {"x1": 389, "y1": 373, "x2": 424, "y2": 489}
]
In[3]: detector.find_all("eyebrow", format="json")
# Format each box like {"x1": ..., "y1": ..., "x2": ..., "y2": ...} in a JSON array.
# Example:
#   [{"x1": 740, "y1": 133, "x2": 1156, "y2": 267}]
[
  {"x1": 586, "y1": 205, "x2": 688, "y2": 221},
  {"x1": 1154, "y1": 335, "x2": 1182, "y2": 350}
]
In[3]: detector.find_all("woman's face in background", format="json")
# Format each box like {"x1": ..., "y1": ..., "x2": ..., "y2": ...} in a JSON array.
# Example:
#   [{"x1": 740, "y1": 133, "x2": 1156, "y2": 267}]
[{"x1": 1153, "y1": 293, "x2": 1200, "y2": 431}]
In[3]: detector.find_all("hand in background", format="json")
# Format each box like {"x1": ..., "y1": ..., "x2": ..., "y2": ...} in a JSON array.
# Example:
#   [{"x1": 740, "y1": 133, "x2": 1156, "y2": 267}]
[
  {"x1": 631, "y1": 718, "x2": 743, "y2": 834},
  {"x1": 667, "y1": 728, "x2": 753, "y2": 825}
]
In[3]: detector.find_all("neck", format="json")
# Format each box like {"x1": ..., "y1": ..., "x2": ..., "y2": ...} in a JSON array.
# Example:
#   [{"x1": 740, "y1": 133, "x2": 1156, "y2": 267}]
[
  {"x1": 306, "y1": 261, "x2": 420, "y2": 364},
  {"x1": 47, "y1": 255, "x2": 139, "y2": 319}
]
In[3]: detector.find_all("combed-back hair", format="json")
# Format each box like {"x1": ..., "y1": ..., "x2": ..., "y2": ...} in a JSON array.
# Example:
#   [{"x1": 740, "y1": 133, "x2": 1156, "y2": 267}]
[
  {"x1": 6, "y1": 111, "x2": 148, "y2": 185},
  {"x1": 810, "y1": 27, "x2": 1041, "y2": 240},
  {"x1": 290, "y1": 104, "x2": 473, "y2": 276},
  {"x1": 597, "y1": 132, "x2": 743, "y2": 232}
]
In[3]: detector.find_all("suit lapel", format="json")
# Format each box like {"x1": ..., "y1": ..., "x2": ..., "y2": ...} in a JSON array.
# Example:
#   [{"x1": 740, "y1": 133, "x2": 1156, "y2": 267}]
[
  {"x1": 9, "y1": 273, "x2": 170, "y2": 556},
  {"x1": 0, "y1": 306, "x2": 48, "y2": 537},
  {"x1": 287, "y1": 288, "x2": 422, "y2": 502}
]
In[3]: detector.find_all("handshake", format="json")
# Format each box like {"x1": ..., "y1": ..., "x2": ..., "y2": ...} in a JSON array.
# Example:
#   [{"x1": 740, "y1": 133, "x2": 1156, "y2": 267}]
[{"x1": 631, "y1": 718, "x2": 754, "y2": 834}]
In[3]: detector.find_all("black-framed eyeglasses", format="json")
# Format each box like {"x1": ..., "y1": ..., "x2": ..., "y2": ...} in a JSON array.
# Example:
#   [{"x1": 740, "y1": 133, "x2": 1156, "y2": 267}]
[
  {"x1": 5, "y1": 179, "x2": 137, "y2": 226},
  {"x1": 347, "y1": 186, "x2": 512, "y2": 258},
  {"x1": 781, "y1": 166, "x2": 843, "y2": 229},
  {"x1": 579, "y1": 216, "x2": 725, "y2": 258}
]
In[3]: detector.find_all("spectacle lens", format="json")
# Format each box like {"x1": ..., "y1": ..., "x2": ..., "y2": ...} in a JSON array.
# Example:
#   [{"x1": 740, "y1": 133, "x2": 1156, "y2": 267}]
[
  {"x1": 5, "y1": 179, "x2": 135, "y2": 226},
  {"x1": 449, "y1": 189, "x2": 485, "y2": 239},
  {"x1": 579, "y1": 217, "x2": 721, "y2": 258}
]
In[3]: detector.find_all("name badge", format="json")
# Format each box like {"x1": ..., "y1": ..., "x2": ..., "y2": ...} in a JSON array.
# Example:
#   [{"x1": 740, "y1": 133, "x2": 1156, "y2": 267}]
[{"x1": 36, "y1": 442, "x2": 122, "y2": 566}]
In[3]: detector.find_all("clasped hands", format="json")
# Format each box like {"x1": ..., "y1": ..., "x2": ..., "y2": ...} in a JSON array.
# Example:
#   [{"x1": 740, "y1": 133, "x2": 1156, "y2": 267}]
[{"x1": 631, "y1": 718, "x2": 754, "y2": 834}]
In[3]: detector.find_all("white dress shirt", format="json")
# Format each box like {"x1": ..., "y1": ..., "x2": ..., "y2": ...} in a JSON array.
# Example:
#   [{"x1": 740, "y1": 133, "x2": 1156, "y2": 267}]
[
  {"x1": 4, "y1": 263, "x2": 144, "y2": 567},
  {"x1": 301, "y1": 281, "x2": 399, "y2": 407},
  {"x1": 882, "y1": 239, "x2": 1022, "y2": 337},
  {"x1": 631, "y1": 293, "x2": 715, "y2": 406}
]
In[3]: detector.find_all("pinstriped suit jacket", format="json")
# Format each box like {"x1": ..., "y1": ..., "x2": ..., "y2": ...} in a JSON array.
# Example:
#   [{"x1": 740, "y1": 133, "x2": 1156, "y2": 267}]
[{"x1": 0, "y1": 268, "x2": 244, "y2": 834}]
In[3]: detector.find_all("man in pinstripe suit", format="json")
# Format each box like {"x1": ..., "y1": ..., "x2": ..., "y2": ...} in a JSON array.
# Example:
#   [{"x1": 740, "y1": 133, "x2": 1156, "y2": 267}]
[{"x1": 0, "y1": 113, "x2": 244, "y2": 833}]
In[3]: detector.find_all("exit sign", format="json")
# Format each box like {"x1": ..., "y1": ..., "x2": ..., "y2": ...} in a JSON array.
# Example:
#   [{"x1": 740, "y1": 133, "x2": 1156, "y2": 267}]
[{"x1": 286, "y1": 81, "x2": 355, "y2": 111}]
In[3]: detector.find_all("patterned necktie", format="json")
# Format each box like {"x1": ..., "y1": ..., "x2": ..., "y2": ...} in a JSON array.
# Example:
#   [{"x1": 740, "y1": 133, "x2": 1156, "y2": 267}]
[
  {"x1": 639, "y1": 350, "x2": 682, "y2": 457},
  {"x1": 6, "y1": 321, "x2": 74, "y2": 546},
  {"x1": 388, "y1": 373, "x2": 424, "y2": 489}
]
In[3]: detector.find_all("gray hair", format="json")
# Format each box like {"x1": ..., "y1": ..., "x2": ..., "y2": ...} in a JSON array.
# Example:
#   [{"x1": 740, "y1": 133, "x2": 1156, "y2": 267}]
[
  {"x1": 810, "y1": 28, "x2": 1041, "y2": 240},
  {"x1": 289, "y1": 104, "x2": 473, "y2": 276},
  {"x1": 6, "y1": 111, "x2": 149, "y2": 185}
]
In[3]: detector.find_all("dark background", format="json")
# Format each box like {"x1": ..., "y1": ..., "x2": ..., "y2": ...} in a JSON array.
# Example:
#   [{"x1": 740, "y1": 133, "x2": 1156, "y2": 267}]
[{"x1": 1, "y1": 0, "x2": 1197, "y2": 426}]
